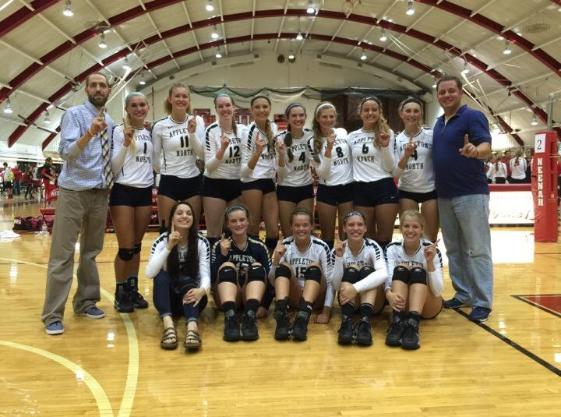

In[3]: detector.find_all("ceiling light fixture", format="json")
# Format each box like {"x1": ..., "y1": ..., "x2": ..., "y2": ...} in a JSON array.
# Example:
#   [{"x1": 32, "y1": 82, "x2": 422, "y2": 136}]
[
  {"x1": 406, "y1": 0, "x2": 415, "y2": 16},
  {"x1": 4, "y1": 98, "x2": 13, "y2": 114},
  {"x1": 296, "y1": 31, "x2": 304, "y2": 41},
  {"x1": 531, "y1": 114, "x2": 538, "y2": 126},
  {"x1": 360, "y1": 50, "x2": 367, "y2": 61},
  {"x1": 122, "y1": 57, "x2": 131, "y2": 71},
  {"x1": 205, "y1": 0, "x2": 214, "y2": 12},
  {"x1": 379, "y1": 28, "x2": 387, "y2": 42},
  {"x1": 62, "y1": 0, "x2": 73, "y2": 17},
  {"x1": 503, "y1": 41, "x2": 512, "y2": 55},
  {"x1": 461, "y1": 61, "x2": 469, "y2": 75},
  {"x1": 211, "y1": 25, "x2": 220, "y2": 40},
  {"x1": 215, "y1": 48, "x2": 222, "y2": 59},
  {"x1": 44, "y1": 110, "x2": 51, "y2": 124},
  {"x1": 98, "y1": 32, "x2": 107, "y2": 49},
  {"x1": 306, "y1": 1, "x2": 316, "y2": 15}
]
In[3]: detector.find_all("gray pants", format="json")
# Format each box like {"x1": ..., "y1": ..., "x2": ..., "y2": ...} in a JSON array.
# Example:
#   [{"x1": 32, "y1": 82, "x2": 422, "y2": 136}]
[{"x1": 41, "y1": 188, "x2": 109, "y2": 325}]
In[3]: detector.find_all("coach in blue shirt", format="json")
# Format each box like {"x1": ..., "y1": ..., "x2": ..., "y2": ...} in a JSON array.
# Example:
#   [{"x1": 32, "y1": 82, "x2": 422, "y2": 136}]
[
  {"x1": 42, "y1": 72, "x2": 114, "y2": 335},
  {"x1": 432, "y1": 75, "x2": 493, "y2": 323}
]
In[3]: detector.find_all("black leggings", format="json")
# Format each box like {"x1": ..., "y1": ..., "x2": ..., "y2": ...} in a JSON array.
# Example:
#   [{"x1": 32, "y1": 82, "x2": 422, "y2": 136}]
[{"x1": 153, "y1": 270, "x2": 207, "y2": 321}]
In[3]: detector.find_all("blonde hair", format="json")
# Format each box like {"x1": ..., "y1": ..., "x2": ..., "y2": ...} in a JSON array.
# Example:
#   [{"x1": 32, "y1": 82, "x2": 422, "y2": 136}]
[
  {"x1": 214, "y1": 93, "x2": 237, "y2": 136},
  {"x1": 164, "y1": 83, "x2": 191, "y2": 114},
  {"x1": 399, "y1": 209, "x2": 425, "y2": 229},
  {"x1": 312, "y1": 101, "x2": 336, "y2": 163},
  {"x1": 358, "y1": 96, "x2": 390, "y2": 147}
]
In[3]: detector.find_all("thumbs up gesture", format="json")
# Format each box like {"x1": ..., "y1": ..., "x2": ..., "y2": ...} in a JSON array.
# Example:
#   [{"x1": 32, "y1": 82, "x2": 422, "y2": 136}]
[{"x1": 459, "y1": 133, "x2": 479, "y2": 158}]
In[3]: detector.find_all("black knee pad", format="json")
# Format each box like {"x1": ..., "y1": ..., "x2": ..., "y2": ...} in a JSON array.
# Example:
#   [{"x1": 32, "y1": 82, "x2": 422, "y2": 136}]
[
  {"x1": 359, "y1": 266, "x2": 375, "y2": 280},
  {"x1": 217, "y1": 266, "x2": 237, "y2": 284},
  {"x1": 274, "y1": 264, "x2": 292, "y2": 280},
  {"x1": 342, "y1": 267, "x2": 360, "y2": 284},
  {"x1": 133, "y1": 243, "x2": 141, "y2": 254},
  {"x1": 303, "y1": 265, "x2": 322, "y2": 283},
  {"x1": 248, "y1": 263, "x2": 266, "y2": 283},
  {"x1": 409, "y1": 267, "x2": 427, "y2": 285},
  {"x1": 392, "y1": 265, "x2": 410, "y2": 284},
  {"x1": 118, "y1": 247, "x2": 135, "y2": 261}
]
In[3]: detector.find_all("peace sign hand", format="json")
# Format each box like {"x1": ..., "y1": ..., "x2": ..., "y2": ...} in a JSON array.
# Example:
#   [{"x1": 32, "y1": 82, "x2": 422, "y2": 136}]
[{"x1": 459, "y1": 133, "x2": 479, "y2": 158}]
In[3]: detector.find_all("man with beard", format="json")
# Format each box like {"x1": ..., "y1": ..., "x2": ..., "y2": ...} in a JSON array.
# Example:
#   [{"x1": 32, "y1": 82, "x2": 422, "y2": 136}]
[{"x1": 42, "y1": 72, "x2": 114, "y2": 335}]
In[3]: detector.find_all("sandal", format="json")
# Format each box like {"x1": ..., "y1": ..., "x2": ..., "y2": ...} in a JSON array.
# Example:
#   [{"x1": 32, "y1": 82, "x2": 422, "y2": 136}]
[
  {"x1": 160, "y1": 327, "x2": 178, "y2": 350},
  {"x1": 184, "y1": 329, "x2": 201, "y2": 351}
]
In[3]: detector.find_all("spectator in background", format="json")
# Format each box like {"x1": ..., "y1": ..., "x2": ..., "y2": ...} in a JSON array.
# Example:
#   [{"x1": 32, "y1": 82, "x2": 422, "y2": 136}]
[
  {"x1": 509, "y1": 150, "x2": 528, "y2": 184},
  {"x1": 12, "y1": 163, "x2": 22, "y2": 196}
]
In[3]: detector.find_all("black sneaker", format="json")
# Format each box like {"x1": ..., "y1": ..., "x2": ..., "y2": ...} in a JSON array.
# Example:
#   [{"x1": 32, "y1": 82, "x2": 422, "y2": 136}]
[
  {"x1": 356, "y1": 319, "x2": 373, "y2": 347},
  {"x1": 223, "y1": 310, "x2": 240, "y2": 342},
  {"x1": 401, "y1": 318, "x2": 420, "y2": 350},
  {"x1": 385, "y1": 313, "x2": 404, "y2": 347},
  {"x1": 443, "y1": 297, "x2": 468, "y2": 309},
  {"x1": 241, "y1": 310, "x2": 259, "y2": 341},
  {"x1": 337, "y1": 317, "x2": 354, "y2": 345},
  {"x1": 274, "y1": 310, "x2": 290, "y2": 341},
  {"x1": 128, "y1": 277, "x2": 149, "y2": 309},
  {"x1": 114, "y1": 283, "x2": 134, "y2": 313},
  {"x1": 292, "y1": 311, "x2": 310, "y2": 342}
]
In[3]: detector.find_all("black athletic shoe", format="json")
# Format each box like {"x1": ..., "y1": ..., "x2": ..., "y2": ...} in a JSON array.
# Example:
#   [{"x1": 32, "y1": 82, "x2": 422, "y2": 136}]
[
  {"x1": 337, "y1": 317, "x2": 354, "y2": 345},
  {"x1": 241, "y1": 310, "x2": 259, "y2": 341},
  {"x1": 128, "y1": 277, "x2": 149, "y2": 309},
  {"x1": 114, "y1": 283, "x2": 134, "y2": 313},
  {"x1": 274, "y1": 310, "x2": 290, "y2": 341},
  {"x1": 385, "y1": 313, "x2": 404, "y2": 347},
  {"x1": 292, "y1": 311, "x2": 310, "y2": 342},
  {"x1": 223, "y1": 310, "x2": 240, "y2": 342},
  {"x1": 356, "y1": 319, "x2": 373, "y2": 347},
  {"x1": 401, "y1": 318, "x2": 420, "y2": 350}
]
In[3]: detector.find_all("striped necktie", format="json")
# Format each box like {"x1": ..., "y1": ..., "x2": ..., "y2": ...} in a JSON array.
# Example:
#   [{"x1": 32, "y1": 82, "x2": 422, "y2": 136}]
[{"x1": 100, "y1": 128, "x2": 114, "y2": 188}]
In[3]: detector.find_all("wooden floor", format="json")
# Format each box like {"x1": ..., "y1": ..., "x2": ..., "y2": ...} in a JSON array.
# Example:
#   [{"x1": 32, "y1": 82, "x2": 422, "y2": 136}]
[{"x1": 1, "y1": 199, "x2": 560, "y2": 417}]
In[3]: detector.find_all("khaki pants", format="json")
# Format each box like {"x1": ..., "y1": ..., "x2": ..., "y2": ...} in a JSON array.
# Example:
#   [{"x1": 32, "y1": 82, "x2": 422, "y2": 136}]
[{"x1": 41, "y1": 188, "x2": 109, "y2": 325}]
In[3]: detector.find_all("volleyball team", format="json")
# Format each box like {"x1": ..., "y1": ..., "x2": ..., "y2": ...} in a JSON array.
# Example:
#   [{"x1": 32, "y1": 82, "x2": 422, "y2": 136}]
[{"x1": 104, "y1": 83, "x2": 444, "y2": 352}]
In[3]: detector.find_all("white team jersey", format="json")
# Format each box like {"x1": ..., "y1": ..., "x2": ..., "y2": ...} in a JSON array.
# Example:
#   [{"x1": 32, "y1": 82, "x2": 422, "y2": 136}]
[
  {"x1": 384, "y1": 239, "x2": 444, "y2": 295},
  {"x1": 510, "y1": 157, "x2": 527, "y2": 180},
  {"x1": 112, "y1": 125, "x2": 154, "y2": 188},
  {"x1": 489, "y1": 161, "x2": 507, "y2": 180},
  {"x1": 331, "y1": 238, "x2": 387, "y2": 293},
  {"x1": 203, "y1": 122, "x2": 244, "y2": 179},
  {"x1": 145, "y1": 232, "x2": 211, "y2": 291},
  {"x1": 240, "y1": 122, "x2": 279, "y2": 182},
  {"x1": 152, "y1": 115, "x2": 205, "y2": 179},
  {"x1": 276, "y1": 129, "x2": 314, "y2": 187},
  {"x1": 270, "y1": 235, "x2": 334, "y2": 307},
  {"x1": 348, "y1": 128, "x2": 395, "y2": 183},
  {"x1": 393, "y1": 128, "x2": 435, "y2": 193},
  {"x1": 308, "y1": 128, "x2": 353, "y2": 186},
  {"x1": 485, "y1": 162, "x2": 493, "y2": 180}
]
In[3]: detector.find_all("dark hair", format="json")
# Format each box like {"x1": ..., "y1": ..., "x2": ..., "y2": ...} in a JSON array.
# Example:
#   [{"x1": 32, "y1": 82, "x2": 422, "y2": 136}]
[
  {"x1": 358, "y1": 96, "x2": 390, "y2": 147},
  {"x1": 165, "y1": 82, "x2": 191, "y2": 114},
  {"x1": 85, "y1": 72, "x2": 109, "y2": 87},
  {"x1": 214, "y1": 93, "x2": 238, "y2": 136},
  {"x1": 284, "y1": 103, "x2": 306, "y2": 162},
  {"x1": 290, "y1": 207, "x2": 313, "y2": 225},
  {"x1": 436, "y1": 75, "x2": 463, "y2": 92},
  {"x1": 342, "y1": 210, "x2": 366, "y2": 225},
  {"x1": 312, "y1": 101, "x2": 336, "y2": 163},
  {"x1": 166, "y1": 202, "x2": 200, "y2": 282},
  {"x1": 398, "y1": 96, "x2": 423, "y2": 112},
  {"x1": 250, "y1": 95, "x2": 274, "y2": 149}
]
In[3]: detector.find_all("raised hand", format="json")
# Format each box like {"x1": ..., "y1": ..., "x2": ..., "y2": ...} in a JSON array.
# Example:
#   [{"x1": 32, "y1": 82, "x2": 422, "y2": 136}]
[
  {"x1": 255, "y1": 132, "x2": 266, "y2": 154},
  {"x1": 89, "y1": 107, "x2": 107, "y2": 136},
  {"x1": 220, "y1": 129, "x2": 230, "y2": 151},
  {"x1": 459, "y1": 133, "x2": 479, "y2": 158},
  {"x1": 424, "y1": 240, "x2": 438, "y2": 263},
  {"x1": 219, "y1": 232, "x2": 232, "y2": 256},
  {"x1": 123, "y1": 118, "x2": 134, "y2": 147},
  {"x1": 375, "y1": 130, "x2": 390, "y2": 148},
  {"x1": 275, "y1": 137, "x2": 286, "y2": 154},
  {"x1": 403, "y1": 136, "x2": 417, "y2": 158},
  {"x1": 272, "y1": 233, "x2": 286, "y2": 265},
  {"x1": 334, "y1": 230, "x2": 346, "y2": 258},
  {"x1": 326, "y1": 130, "x2": 336, "y2": 149},
  {"x1": 167, "y1": 223, "x2": 181, "y2": 250},
  {"x1": 187, "y1": 116, "x2": 197, "y2": 134}
]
